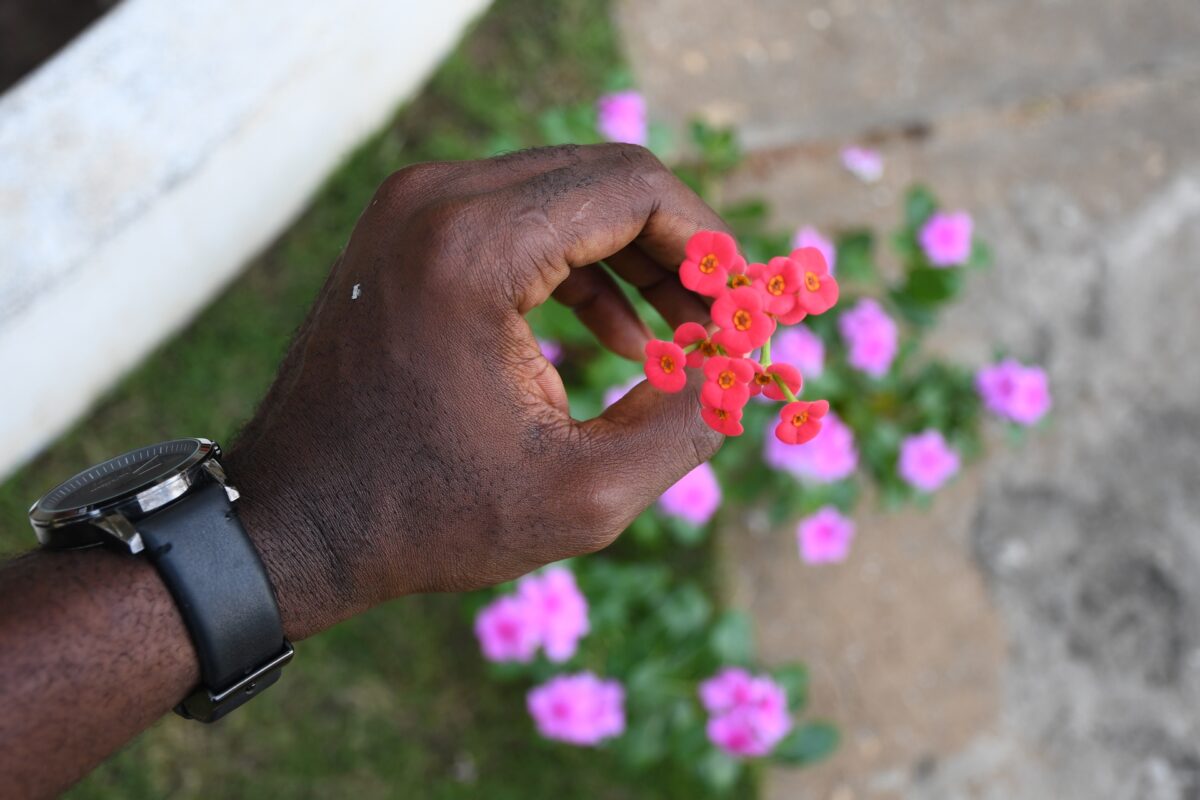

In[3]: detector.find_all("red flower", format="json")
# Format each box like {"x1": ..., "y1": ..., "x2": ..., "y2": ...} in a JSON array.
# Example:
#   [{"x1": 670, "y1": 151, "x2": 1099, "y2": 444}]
[
  {"x1": 763, "y1": 362, "x2": 803, "y2": 401},
  {"x1": 712, "y1": 286, "x2": 775, "y2": 353},
  {"x1": 792, "y1": 247, "x2": 839, "y2": 315},
  {"x1": 644, "y1": 340, "x2": 687, "y2": 392},
  {"x1": 680, "y1": 230, "x2": 745, "y2": 297},
  {"x1": 774, "y1": 304, "x2": 808, "y2": 326},
  {"x1": 712, "y1": 329, "x2": 751, "y2": 358},
  {"x1": 748, "y1": 362, "x2": 771, "y2": 397},
  {"x1": 702, "y1": 403, "x2": 745, "y2": 437},
  {"x1": 701, "y1": 356, "x2": 754, "y2": 410},
  {"x1": 750, "y1": 256, "x2": 802, "y2": 315},
  {"x1": 673, "y1": 321, "x2": 719, "y2": 368},
  {"x1": 775, "y1": 399, "x2": 830, "y2": 444},
  {"x1": 728, "y1": 262, "x2": 753, "y2": 289}
]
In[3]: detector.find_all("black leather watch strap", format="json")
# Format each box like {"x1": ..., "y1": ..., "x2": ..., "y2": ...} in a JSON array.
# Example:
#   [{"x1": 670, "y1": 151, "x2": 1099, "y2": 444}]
[{"x1": 137, "y1": 480, "x2": 288, "y2": 721}]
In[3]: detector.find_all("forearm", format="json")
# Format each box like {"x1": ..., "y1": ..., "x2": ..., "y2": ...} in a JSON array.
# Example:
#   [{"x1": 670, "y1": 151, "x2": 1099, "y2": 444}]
[{"x1": 0, "y1": 548, "x2": 198, "y2": 799}]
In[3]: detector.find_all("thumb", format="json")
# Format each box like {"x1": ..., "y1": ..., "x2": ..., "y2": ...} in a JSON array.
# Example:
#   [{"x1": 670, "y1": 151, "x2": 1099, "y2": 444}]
[{"x1": 563, "y1": 369, "x2": 723, "y2": 547}]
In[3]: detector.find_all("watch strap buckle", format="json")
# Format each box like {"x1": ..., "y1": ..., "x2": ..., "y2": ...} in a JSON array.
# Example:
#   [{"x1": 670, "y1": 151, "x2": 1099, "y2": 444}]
[{"x1": 175, "y1": 640, "x2": 294, "y2": 723}]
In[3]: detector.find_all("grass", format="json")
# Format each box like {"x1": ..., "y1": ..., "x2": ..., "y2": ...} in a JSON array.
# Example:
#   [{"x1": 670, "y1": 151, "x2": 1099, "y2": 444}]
[{"x1": 0, "y1": 1, "x2": 735, "y2": 796}]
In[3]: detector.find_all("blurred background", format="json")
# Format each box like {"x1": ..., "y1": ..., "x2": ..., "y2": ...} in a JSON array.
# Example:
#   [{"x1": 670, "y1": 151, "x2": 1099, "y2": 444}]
[{"x1": 2, "y1": 1, "x2": 1199, "y2": 798}]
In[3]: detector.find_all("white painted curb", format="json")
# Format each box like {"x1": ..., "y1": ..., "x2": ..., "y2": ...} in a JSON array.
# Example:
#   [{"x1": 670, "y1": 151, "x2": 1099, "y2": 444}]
[{"x1": 0, "y1": 0, "x2": 490, "y2": 480}]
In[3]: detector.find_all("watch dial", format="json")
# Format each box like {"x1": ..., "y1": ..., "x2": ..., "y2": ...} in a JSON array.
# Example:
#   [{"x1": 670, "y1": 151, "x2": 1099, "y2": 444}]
[{"x1": 38, "y1": 439, "x2": 203, "y2": 513}]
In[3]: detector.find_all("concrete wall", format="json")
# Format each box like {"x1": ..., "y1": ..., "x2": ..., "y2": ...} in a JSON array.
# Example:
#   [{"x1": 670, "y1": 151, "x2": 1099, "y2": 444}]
[{"x1": 0, "y1": 0, "x2": 490, "y2": 479}]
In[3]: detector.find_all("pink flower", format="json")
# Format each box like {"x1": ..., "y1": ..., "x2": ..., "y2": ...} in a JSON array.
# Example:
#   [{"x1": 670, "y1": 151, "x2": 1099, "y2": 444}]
[
  {"x1": 699, "y1": 670, "x2": 793, "y2": 758},
  {"x1": 644, "y1": 340, "x2": 688, "y2": 392},
  {"x1": 474, "y1": 595, "x2": 540, "y2": 663},
  {"x1": 898, "y1": 430, "x2": 960, "y2": 493},
  {"x1": 838, "y1": 298, "x2": 898, "y2": 378},
  {"x1": 528, "y1": 672, "x2": 625, "y2": 746},
  {"x1": 772, "y1": 326, "x2": 825, "y2": 378},
  {"x1": 706, "y1": 709, "x2": 775, "y2": 758},
  {"x1": 603, "y1": 376, "x2": 641, "y2": 409},
  {"x1": 596, "y1": 91, "x2": 647, "y2": 146},
  {"x1": 699, "y1": 667, "x2": 755, "y2": 713},
  {"x1": 659, "y1": 462, "x2": 722, "y2": 526},
  {"x1": 537, "y1": 338, "x2": 563, "y2": 365},
  {"x1": 518, "y1": 566, "x2": 590, "y2": 663},
  {"x1": 919, "y1": 211, "x2": 973, "y2": 267},
  {"x1": 840, "y1": 146, "x2": 884, "y2": 183},
  {"x1": 791, "y1": 226, "x2": 836, "y2": 275},
  {"x1": 797, "y1": 507, "x2": 856, "y2": 564},
  {"x1": 764, "y1": 411, "x2": 858, "y2": 483},
  {"x1": 976, "y1": 360, "x2": 1052, "y2": 426}
]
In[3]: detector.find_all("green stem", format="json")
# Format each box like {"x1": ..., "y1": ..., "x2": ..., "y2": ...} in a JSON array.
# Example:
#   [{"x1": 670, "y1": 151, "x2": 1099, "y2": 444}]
[
  {"x1": 681, "y1": 342, "x2": 701, "y2": 354},
  {"x1": 772, "y1": 373, "x2": 799, "y2": 403},
  {"x1": 761, "y1": 336, "x2": 798, "y2": 401}
]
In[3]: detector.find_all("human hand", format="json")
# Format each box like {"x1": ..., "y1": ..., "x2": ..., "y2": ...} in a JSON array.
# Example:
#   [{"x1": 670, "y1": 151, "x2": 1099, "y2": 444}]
[{"x1": 225, "y1": 144, "x2": 728, "y2": 639}]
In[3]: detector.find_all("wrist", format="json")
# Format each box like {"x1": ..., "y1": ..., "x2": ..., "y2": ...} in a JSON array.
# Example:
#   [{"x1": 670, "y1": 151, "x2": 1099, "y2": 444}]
[{"x1": 223, "y1": 445, "x2": 369, "y2": 641}]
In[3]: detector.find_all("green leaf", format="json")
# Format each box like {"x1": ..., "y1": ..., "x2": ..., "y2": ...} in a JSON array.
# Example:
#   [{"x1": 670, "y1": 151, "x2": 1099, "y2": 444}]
[
  {"x1": 689, "y1": 121, "x2": 743, "y2": 174},
  {"x1": 835, "y1": 230, "x2": 876, "y2": 282},
  {"x1": 889, "y1": 289, "x2": 939, "y2": 328},
  {"x1": 968, "y1": 237, "x2": 992, "y2": 269},
  {"x1": 709, "y1": 610, "x2": 754, "y2": 664},
  {"x1": 616, "y1": 714, "x2": 669, "y2": 768},
  {"x1": 626, "y1": 658, "x2": 672, "y2": 703},
  {"x1": 773, "y1": 721, "x2": 840, "y2": 765},
  {"x1": 697, "y1": 749, "x2": 742, "y2": 793},
  {"x1": 626, "y1": 510, "x2": 664, "y2": 548},
  {"x1": 903, "y1": 185, "x2": 938, "y2": 229},
  {"x1": 667, "y1": 516, "x2": 708, "y2": 548},
  {"x1": 658, "y1": 584, "x2": 713, "y2": 638},
  {"x1": 902, "y1": 267, "x2": 963, "y2": 304},
  {"x1": 772, "y1": 664, "x2": 810, "y2": 711},
  {"x1": 721, "y1": 199, "x2": 770, "y2": 233},
  {"x1": 536, "y1": 105, "x2": 599, "y2": 146}
]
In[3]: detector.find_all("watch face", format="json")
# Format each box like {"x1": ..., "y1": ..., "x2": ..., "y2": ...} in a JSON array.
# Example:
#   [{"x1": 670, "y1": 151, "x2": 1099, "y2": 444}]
[{"x1": 37, "y1": 439, "x2": 204, "y2": 513}]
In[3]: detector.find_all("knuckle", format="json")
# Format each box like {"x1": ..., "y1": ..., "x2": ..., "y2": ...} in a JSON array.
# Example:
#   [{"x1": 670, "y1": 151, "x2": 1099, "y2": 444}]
[
  {"x1": 571, "y1": 482, "x2": 629, "y2": 548},
  {"x1": 604, "y1": 143, "x2": 667, "y2": 181},
  {"x1": 376, "y1": 162, "x2": 447, "y2": 210}
]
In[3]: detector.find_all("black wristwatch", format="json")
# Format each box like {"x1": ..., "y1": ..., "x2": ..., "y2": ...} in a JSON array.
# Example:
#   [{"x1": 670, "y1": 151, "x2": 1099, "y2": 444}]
[{"x1": 28, "y1": 438, "x2": 293, "y2": 723}]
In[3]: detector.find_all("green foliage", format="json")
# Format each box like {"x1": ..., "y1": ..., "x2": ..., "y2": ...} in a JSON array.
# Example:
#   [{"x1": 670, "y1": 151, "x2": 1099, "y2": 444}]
[
  {"x1": 773, "y1": 722, "x2": 839, "y2": 766},
  {"x1": 1, "y1": 0, "x2": 1015, "y2": 792}
]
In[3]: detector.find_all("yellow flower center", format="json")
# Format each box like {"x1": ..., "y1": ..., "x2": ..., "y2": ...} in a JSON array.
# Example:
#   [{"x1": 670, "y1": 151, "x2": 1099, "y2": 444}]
[
  {"x1": 754, "y1": 373, "x2": 772, "y2": 386},
  {"x1": 730, "y1": 274, "x2": 752, "y2": 288},
  {"x1": 733, "y1": 309, "x2": 752, "y2": 331},
  {"x1": 767, "y1": 275, "x2": 787, "y2": 295},
  {"x1": 718, "y1": 370, "x2": 736, "y2": 389},
  {"x1": 791, "y1": 411, "x2": 809, "y2": 427},
  {"x1": 699, "y1": 254, "x2": 719, "y2": 274},
  {"x1": 700, "y1": 340, "x2": 719, "y2": 357},
  {"x1": 660, "y1": 355, "x2": 676, "y2": 373},
  {"x1": 804, "y1": 271, "x2": 821, "y2": 291}
]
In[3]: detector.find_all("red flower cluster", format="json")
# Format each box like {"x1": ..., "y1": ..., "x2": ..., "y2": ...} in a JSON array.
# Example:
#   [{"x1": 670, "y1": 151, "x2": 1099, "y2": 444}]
[{"x1": 644, "y1": 230, "x2": 840, "y2": 444}]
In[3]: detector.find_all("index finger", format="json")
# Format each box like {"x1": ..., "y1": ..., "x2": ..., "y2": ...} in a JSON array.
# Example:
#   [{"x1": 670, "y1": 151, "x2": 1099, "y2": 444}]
[{"x1": 487, "y1": 143, "x2": 733, "y2": 314}]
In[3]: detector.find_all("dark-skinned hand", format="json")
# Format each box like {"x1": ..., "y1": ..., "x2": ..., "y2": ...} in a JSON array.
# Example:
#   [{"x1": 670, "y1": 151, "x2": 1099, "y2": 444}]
[{"x1": 227, "y1": 143, "x2": 730, "y2": 639}]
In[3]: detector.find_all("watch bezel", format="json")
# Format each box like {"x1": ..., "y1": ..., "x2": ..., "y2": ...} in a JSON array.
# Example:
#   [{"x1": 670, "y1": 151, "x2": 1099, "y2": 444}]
[{"x1": 29, "y1": 438, "x2": 221, "y2": 550}]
